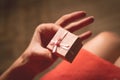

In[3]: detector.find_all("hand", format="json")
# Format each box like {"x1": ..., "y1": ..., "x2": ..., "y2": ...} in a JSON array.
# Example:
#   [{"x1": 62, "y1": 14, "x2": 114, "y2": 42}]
[
  {"x1": 22, "y1": 11, "x2": 94, "y2": 73},
  {"x1": 0, "y1": 11, "x2": 94, "y2": 80}
]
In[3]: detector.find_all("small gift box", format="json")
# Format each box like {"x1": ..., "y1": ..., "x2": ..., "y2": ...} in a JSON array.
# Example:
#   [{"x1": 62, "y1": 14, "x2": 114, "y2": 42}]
[{"x1": 47, "y1": 28, "x2": 82, "y2": 63}]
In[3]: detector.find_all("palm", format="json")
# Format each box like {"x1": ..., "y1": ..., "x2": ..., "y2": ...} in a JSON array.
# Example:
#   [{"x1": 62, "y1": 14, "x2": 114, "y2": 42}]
[
  {"x1": 40, "y1": 26, "x2": 58, "y2": 48},
  {"x1": 24, "y1": 11, "x2": 94, "y2": 73}
]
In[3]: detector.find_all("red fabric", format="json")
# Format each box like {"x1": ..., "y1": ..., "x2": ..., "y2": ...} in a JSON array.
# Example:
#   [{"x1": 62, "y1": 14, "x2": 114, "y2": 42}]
[{"x1": 40, "y1": 49, "x2": 120, "y2": 80}]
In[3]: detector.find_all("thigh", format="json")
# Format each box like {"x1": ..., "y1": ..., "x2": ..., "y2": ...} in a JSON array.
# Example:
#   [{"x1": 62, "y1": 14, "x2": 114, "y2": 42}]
[{"x1": 82, "y1": 32, "x2": 120, "y2": 63}]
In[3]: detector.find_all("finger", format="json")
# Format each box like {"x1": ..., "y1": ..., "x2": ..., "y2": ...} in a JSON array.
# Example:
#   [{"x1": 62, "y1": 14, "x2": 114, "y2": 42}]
[
  {"x1": 79, "y1": 31, "x2": 92, "y2": 41},
  {"x1": 55, "y1": 11, "x2": 86, "y2": 27},
  {"x1": 65, "y1": 16, "x2": 94, "y2": 32}
]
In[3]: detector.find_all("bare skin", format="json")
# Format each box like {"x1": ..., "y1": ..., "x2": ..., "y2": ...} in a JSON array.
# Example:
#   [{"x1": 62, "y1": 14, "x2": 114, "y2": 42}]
[
  {"x1": 0, "y1": 11, "x2": 94, "y2": 80},
  {"x1": 83, "y1": 32, "x2": 120, "y2": 64}
]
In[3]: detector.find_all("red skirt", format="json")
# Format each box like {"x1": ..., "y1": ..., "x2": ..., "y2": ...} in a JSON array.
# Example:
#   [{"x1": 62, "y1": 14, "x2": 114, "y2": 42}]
[{"x1": 40, "y1": 49, "x2": 120, "y2": 80}]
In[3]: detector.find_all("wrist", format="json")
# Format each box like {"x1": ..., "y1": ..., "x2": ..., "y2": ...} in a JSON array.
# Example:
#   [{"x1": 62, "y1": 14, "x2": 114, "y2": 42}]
[{"x1": 0, "y1": 54, "x2": 38, "y2": 80}]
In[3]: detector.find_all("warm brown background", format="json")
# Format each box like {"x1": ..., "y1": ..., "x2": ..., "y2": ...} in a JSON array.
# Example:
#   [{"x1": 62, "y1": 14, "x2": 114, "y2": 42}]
[{"x1": 0, "y1": 0, "x2": 120, "y2": 79}]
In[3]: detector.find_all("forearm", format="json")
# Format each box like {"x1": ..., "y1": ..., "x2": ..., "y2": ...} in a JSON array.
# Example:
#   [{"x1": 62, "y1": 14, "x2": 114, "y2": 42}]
[{"x1": 0, "y1": 55, "x2": 39, "y2": 80}]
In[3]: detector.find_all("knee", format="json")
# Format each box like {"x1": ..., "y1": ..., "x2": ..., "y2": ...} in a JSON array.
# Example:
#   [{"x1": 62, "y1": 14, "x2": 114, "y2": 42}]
[
  {"x1": 96, "y1": 32, "x2": 120, "y2": 46},
  {"x1": 95, "y1": 31, "x2": 120, "y2": 53},
  {"x1": 83, "y1": 31, "x2": 120, "y2": 63},
  {"x1": 84, "y1": 31, "x2": 120, "y2": 49},
  {"x1": 91, "y1": 32, "x2": 120, "y2": 48}
]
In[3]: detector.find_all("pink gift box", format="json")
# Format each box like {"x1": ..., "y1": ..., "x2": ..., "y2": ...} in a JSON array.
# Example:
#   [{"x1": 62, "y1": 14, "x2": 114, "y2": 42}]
[{"x1": 47, "y1": 28, "x2": 82, "y2": 63}]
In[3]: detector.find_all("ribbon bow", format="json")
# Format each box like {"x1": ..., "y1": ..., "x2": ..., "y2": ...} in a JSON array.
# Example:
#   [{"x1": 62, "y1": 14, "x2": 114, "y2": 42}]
[{"x1": 50, "y1": 32, "x2": 69, "y2": 53}]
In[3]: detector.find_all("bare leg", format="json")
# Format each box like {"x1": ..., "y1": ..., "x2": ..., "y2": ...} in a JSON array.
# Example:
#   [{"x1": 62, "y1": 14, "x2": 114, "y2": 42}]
[
  {"x1": 83, "y1": 32, "x2": 120, "y2": 64},
  {"x1": 115, "y1": 57, "x2": 120, "y2": 67}
]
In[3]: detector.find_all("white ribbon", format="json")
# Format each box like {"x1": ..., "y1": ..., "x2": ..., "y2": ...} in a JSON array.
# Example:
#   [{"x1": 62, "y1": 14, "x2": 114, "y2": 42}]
[
  {"x1": 50, "y1": 39, "x2": 70, "y2": 53},
  {"x1": 49, "y1": 31, "x2": 69, "y2": 53}
]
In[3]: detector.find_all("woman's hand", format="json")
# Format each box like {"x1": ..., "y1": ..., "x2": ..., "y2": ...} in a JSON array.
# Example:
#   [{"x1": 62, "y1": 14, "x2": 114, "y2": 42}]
[
  {"x1": 0, "y1": 11, "x2": 94, "y2": 80},
  {"x1": 23, "y1": 11, "x2": 94, "y2": 73}
]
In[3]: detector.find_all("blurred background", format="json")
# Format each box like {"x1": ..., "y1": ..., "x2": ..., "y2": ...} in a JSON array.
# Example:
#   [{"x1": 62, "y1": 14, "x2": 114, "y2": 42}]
[{"x1": 0, "y1": 0, "x2": 120, "y2": 79}]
